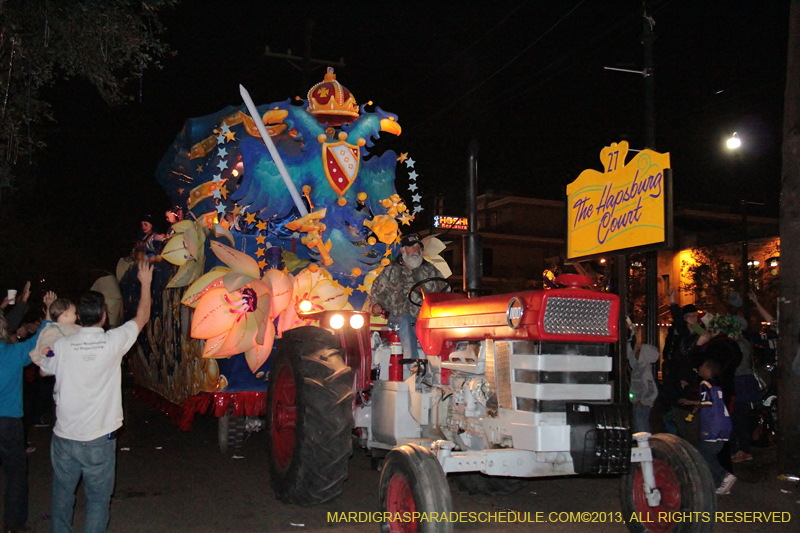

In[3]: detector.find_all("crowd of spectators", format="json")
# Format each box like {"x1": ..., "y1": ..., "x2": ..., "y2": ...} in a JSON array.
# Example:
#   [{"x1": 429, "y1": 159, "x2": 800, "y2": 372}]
[
  {"x1": 649, "y1": 285, "x2": 784, "y2": 495},
  {"x1": 0, "y1": 261, "x2": 152, "y2": 533}
]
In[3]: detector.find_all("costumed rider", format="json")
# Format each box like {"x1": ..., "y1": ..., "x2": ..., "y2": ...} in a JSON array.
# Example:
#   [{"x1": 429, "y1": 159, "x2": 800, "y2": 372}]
[
  {"x1": 164, "y1": 206, "x2": 184, "y2": 237},
  {"x1": 134, "y1": 215, "x2": 165, "y2": 262},
  {"x1": 368, "y1": 234, "x2": 440, "y2": 359}
]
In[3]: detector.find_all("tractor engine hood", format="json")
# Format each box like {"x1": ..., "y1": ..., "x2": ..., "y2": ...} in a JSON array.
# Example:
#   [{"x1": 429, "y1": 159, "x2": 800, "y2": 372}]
[{"x1": 416, "y1": 276, "x2": 619, "y2": 356}]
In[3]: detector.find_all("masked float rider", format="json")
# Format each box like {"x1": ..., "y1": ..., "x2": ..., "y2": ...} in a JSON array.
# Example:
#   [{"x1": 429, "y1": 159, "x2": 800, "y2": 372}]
[{"x1": 368, "y1": 234, "x2": 440, "y2": 359}]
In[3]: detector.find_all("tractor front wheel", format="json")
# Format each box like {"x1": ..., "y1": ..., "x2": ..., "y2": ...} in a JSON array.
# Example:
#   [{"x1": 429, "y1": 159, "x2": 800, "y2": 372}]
[
  {"x1": 379, "y1": 444, "x2": 453, "y2": 533},
  {"x1": 266, "y1": 326, "x2": 354, "y2": 505},
  {"x1": 620, "y1": 433, "x2": 715, "y2": 533}
]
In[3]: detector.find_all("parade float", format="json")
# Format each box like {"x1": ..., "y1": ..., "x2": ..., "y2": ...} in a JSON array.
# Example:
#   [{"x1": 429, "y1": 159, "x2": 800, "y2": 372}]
[
  {"x1": 120, "y1": 67, "x2": 715, "y2": 532},
  {"x1": 123, "y1": 68, "x2": 448, "y2": 454}
]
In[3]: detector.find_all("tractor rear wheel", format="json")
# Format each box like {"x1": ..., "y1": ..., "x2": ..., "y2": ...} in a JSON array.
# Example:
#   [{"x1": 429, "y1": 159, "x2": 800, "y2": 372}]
[
  {"x1": 218, "y1": 405, "x2": 245, "y2": 456},
  {"x1": 379, "y1": 444, "x2": 453, "y2": 533},
  {"x1": 620, "y1": 433, "x2": 715, "y2": 533},
  {"x1": 266, "y1": 326, "x2": 354, "y2": 505}
]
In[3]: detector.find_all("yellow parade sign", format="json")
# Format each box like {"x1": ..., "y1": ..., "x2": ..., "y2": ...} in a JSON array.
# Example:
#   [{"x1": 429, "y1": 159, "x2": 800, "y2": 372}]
[{"x1": 566, "y1": 141, "x2": 670, "y2": 260}]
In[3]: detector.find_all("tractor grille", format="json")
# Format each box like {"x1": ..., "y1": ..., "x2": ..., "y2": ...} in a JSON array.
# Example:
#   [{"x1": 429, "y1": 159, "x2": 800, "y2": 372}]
[
  {"x1": 543, "y1": 297, "x2": 611, "y2": 336},
  {"x1": 494, "y1": 341, "x2": 513, "y2": 410}
]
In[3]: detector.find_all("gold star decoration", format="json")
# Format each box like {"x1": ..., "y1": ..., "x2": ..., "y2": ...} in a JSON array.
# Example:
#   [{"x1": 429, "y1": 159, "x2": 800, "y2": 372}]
[
  {"x1": 256, "y1": 247, "x2": 265, "y2": 258},
  {"x1": 255, "y1": 234, "x2": 266, "y2": 245},
  {"x1": 245, "y1": 212, "x2": 257, "y2": 225},
  {"x1": 224, "y1": 130, "x2": 236, "y2": 142},
  {"x1": 342, "y1": 286, "x2": 354, "y2": 296},
  {"x1": 397, "y1": 152, "x2": 408, "y2": 163},
  {"x1": 219, "y1": 184, "x2": 229, "y2": 199},
  {"x1": 258, "y1": 259, "x2": 267, "y2": 269},
  {"x1": 256, "y1": 220, "x2": 267, "y2": 231},
  {"x1": 232, "y1": 205, "x2": 242, "y2": 216},
  {"x1": 196, "y1": 164, "x2": 203, "y2": 173},
  {"x1": 398, "y1": 212, "x2": 414, "y2": 226},
  {"x1": 357, "y1": 284, "x2": 369, "y2": 293}
]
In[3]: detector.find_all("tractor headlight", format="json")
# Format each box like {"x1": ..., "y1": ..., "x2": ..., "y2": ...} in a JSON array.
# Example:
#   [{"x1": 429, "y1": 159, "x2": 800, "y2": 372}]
[
  {"x1": 349, "y1": 314, "x2": 364, "y2": 329},
  {"x1": 330, "y1": 314, "x2": 345, "y2": 329}
]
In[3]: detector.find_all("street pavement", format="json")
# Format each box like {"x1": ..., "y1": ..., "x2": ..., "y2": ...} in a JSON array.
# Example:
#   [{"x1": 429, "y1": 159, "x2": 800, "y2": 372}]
[{"x1": 7, "y1": 381, "x2": 799, "y2": 533}]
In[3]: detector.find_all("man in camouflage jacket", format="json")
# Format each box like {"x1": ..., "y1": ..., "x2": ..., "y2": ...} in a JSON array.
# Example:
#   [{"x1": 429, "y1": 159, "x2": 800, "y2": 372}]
[{"x1": 369, "y1": 234, "x2": 440, "y2": 358}]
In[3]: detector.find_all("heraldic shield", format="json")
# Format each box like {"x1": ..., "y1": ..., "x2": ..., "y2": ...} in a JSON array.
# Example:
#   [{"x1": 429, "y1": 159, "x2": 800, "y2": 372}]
[{"x1": 323, "y1": 140, "x2": 360, "y2": 196}]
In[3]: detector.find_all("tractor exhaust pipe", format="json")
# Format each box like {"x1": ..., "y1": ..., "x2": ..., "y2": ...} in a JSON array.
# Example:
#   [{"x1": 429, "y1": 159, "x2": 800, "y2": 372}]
[{"x1": 463, "y1": 140, "x2": 483, "y2": 297}]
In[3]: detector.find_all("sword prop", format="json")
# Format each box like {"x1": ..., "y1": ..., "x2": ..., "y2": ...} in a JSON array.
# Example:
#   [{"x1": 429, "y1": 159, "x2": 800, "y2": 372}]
[
  {"x1": 240, "y1": 84, "x2": 335, "y2": 265},
  {"x1": 239, "y1": 84, "x2": 308, "y2": 217}
]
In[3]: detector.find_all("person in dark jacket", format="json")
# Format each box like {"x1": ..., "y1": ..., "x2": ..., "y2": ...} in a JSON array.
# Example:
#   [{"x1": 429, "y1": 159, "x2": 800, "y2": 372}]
[{"x1": 661, "y1": 288, "x2": 705, "y2": 436}]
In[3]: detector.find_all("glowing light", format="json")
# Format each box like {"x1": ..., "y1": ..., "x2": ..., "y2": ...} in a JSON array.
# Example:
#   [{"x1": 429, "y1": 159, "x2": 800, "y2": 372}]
[
  {"x1": 232, "y1": 169, "x2": 239, "y2": 177},
  {"x1": 298, "y1": 300, "x2": 313, "y2": 313},
  {"x1": 727, "y1": 132, "x2": 741, "y2": 150},
  {"x1": 349, "y1": 314, "x2": 364, "y2": 329},
  {"x1": 330, "y1": 314, "x2": 345, "y2": 329},
  {"x1": 599, "y1": 258, "x2": 606, "y2": 264}
]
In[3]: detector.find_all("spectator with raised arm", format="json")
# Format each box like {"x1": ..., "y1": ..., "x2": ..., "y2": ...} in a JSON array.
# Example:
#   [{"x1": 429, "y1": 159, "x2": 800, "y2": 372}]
[
  {"x1": 0, "y1": 281, "x2": 32, "y2": 335},
  {"x1": 40, "y1": 260, "x2": 153, "y2": 533}
]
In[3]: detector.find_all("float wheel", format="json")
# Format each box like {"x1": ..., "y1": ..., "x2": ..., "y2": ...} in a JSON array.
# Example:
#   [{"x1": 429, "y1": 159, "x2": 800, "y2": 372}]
[{"x1": 217, "y1": 404, "x2": 245, "y2": 456}]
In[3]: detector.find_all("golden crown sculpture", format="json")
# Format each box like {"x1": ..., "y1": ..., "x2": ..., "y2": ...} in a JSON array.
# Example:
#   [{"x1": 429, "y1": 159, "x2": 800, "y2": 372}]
[{"x1": 306, "y1": 67, "x2": 359, "y2": 126}]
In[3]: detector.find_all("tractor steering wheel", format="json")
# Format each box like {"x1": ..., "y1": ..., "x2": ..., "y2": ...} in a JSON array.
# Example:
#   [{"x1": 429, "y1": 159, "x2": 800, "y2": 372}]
[{"x1": 408, "y1": 277, "x2": 452, "y2": 307}]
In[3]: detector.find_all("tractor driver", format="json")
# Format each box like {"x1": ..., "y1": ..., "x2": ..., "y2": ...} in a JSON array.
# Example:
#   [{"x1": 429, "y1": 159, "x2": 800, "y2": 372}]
[{"x1": 369, "y1": 234, "x2": 440, "y2": 359}]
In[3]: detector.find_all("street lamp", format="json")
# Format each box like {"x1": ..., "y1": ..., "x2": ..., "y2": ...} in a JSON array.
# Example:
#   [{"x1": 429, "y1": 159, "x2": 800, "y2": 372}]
[{"x1": 727, "y1": 132, "x2": 742, "y2": 150}]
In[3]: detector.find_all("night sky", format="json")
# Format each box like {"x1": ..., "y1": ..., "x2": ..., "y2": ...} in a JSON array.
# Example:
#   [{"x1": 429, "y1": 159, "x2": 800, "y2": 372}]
[{"x1": 3, "y1": 0, "x2": 791, "y2": 296}]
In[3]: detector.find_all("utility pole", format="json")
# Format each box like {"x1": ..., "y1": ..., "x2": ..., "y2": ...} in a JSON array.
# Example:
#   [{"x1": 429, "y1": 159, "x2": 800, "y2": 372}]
[
  {"x1": 642, "y1": 3, "x2": 659, "y2": 348},
  {"x1": 264, "y1": 20, "x2": 346, "y2": 95},
  {"x1": 778, "y1": 0, "x2": 800, "y2": 476},
  {"x1": 741, "y1": 200, "x2": 750, "y2": 319},
  {"x1": 739, "y1": 199, "x2": 764, "y2": 319},
  {"x1": 604, "y1": 4, "x2": 660, "y2": 353},
  {"x1": 607, "y1": 4, "x2": 659, "y2": 400}
]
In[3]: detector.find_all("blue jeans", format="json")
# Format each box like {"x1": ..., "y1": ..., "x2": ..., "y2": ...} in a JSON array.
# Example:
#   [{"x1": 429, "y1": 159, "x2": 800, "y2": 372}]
[
  {"x1": 388, "y1": 314, "x2": 420, "y2": 359},
  {"x1": 51, "y1": 434, "x2": 117, "y2": 533},
  {"x1": 632, "y1": 404, "x2": 651, "y2": 434},
  {"x1": 698, "y1": 440, "x2": 727, "y2": 488},
  {"x1": 0, "y1": 417, "x2": 28, "y2": 530}
]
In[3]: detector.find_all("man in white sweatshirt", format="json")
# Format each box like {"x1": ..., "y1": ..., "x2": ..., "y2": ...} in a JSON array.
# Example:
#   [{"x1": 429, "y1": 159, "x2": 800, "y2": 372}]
[{"x1": 40, "y1": 260, "x2": 152, "y2": 533}]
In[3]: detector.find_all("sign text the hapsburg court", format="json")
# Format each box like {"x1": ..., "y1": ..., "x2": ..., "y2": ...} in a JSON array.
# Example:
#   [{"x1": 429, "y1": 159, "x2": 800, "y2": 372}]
[{"x1": 566, "y1": 141, "x2": 670, "y2": 260}]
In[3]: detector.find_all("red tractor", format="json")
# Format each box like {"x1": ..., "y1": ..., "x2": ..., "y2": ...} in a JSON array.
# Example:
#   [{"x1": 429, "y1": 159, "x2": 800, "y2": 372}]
[
  {"x1": 265, "y1": 146, "x2": 715, "y2": 533},
  {"x1": 266, "y1": 276, "x2": 714, "y2": 533}
]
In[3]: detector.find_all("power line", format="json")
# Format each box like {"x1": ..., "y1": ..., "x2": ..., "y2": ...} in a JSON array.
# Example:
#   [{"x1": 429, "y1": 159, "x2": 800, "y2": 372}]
[
  {"x1": 392, "y1": 0, "x2": 531, "y2": 100},
  {"x1": 408, "y1": 1, "x2": 586, "y2": 133}
]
